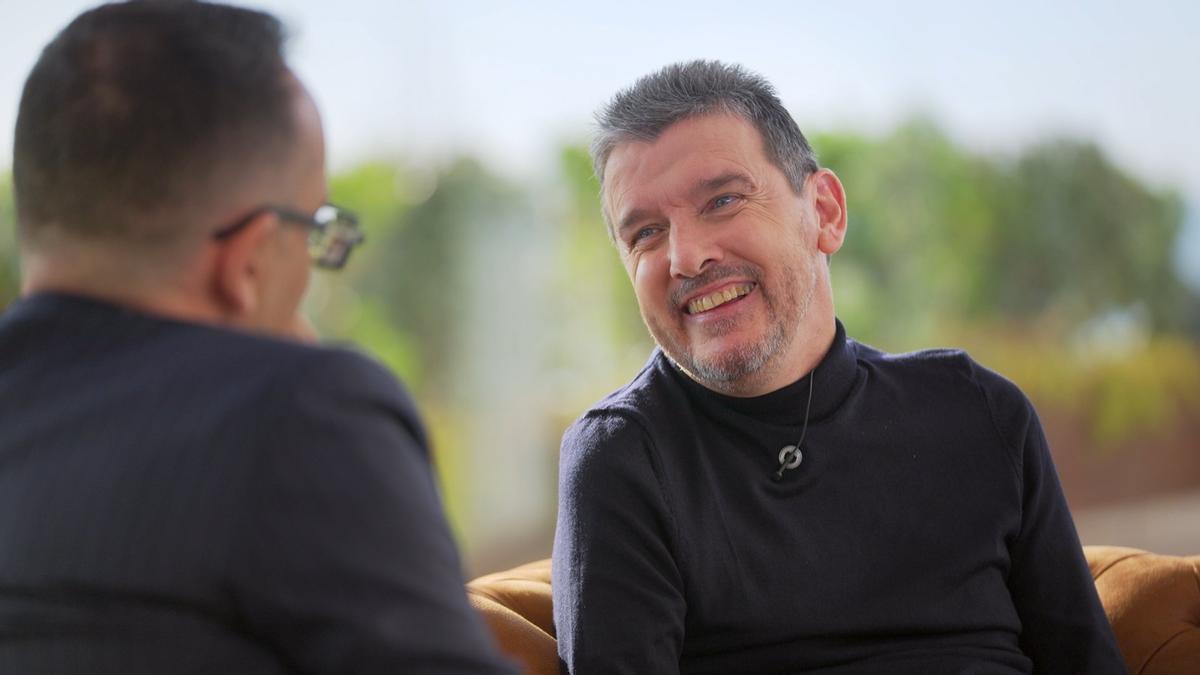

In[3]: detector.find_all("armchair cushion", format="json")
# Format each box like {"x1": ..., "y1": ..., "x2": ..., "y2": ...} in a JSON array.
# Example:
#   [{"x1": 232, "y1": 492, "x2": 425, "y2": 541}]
[
  {"x1": 467, "y1": 558, "x2": 556, "y2": 675},
  {"x1": 1087, "y1": 546, "x2": 1200, "y2": 674},
  {"x1": 469, "y1": 547, "x2": 1200, "y2": 675}
]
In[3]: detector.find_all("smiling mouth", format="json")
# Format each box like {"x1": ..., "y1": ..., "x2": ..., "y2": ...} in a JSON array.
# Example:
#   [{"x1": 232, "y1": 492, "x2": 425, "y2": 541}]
[{"x1": 685, "y1": 283, "x2": 755, "y2": 315}]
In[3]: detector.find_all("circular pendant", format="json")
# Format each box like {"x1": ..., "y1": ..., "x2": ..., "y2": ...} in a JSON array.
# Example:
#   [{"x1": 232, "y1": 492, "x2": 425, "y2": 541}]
[{"x1": 777, "y1": 444, "x2": 803, "y2": 470}]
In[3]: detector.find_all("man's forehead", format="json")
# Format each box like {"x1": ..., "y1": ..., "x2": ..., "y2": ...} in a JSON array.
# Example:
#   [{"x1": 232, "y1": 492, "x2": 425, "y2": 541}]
[{"x1": 604, "y1": 114, "x2": 766, "y2": 214}]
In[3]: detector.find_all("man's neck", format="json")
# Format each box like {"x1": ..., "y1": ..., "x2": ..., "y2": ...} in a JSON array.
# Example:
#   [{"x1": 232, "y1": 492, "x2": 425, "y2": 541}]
[
  {"x1": 691, "y1": 313, "x2": 838, "y2": 398},
  {"x1": 21, "y1": 250, "x2": 221, "y2": 327}
]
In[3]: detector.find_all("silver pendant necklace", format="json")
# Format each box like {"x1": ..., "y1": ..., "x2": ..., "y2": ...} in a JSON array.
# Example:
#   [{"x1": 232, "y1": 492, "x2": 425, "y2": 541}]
[{"x1": 772, "y1": 371, "x2": 814, "y2": 481}]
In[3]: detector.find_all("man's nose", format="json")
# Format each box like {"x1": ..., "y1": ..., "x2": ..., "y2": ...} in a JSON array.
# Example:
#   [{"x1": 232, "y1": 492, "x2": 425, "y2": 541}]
[{"x1": 668, "y1": 217, "x2": 723, "y2": 279}]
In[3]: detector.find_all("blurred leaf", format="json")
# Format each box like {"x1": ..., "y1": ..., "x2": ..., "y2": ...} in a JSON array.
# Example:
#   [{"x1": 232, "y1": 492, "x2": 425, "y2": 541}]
[{"x1": 0, "y1": 173, "x2": 19, "y2": 310}]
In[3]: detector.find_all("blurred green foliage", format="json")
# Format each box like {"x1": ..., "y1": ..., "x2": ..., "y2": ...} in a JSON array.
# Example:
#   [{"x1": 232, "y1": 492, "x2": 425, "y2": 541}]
[
  {"x1": 0, "y1": 173, "x2": 16, "y2": 308},
  {"x1": 556, "y1": 145, "x2": 646, "y2": 351},
  {"x1": 1, "y1": 120, "x2": 1198, "y2": 540},
  {"x1": 807, "y1": 122, "x2": 1199, "y2": 449},
  {"x1": 814, "y1": 120, "x2": 1196, "y2": 345}
]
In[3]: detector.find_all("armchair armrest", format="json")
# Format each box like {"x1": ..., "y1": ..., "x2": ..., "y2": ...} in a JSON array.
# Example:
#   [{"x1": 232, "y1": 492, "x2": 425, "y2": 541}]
[{"x1": 468, "y1": 548, "x2": 1200, "y2": 675}]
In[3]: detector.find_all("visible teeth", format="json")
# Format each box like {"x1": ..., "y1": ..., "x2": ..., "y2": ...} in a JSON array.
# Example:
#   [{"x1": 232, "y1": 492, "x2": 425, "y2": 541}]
[{"x1": 687, "y1": 283, "x2": 754, "y2": 314}]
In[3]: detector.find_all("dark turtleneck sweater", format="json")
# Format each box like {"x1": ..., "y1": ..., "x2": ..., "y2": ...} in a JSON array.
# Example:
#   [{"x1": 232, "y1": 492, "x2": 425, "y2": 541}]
[{"x1": 552, "y1": 321, "x2": 1126, "y2": 674}]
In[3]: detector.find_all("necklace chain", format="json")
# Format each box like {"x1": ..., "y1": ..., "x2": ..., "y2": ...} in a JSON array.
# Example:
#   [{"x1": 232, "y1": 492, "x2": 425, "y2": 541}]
[{"x1": 772, "y1": 371, "x2": 814, "y2": 481}]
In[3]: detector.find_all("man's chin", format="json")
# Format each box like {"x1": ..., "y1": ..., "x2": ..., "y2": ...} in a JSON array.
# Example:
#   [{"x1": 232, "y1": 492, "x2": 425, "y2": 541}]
[
  {"x1": 651, "y1": 322, "x2": 774, "y2": 385},
  {"x1": 675, "y1": 342, "x2": 769, "y2": 386}
]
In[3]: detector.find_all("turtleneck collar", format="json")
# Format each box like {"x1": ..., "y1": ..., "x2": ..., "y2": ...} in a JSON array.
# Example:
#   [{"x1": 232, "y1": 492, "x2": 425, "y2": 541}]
[{"x1": 661, "y1": 319, "x2": 859, "y2": 428}]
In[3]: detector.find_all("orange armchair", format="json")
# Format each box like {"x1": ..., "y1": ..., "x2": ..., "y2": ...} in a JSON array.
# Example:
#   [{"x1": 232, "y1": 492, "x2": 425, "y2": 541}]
[
  {"x1": 1087, "y1": 546, "x2": 1200, "y2": 673},
  {"x1": 468, "y1": 559, "x2": 556, "y2": 675},
  {"x1": 468, "y1": 547, "x2": 1199, "y2": 675}
]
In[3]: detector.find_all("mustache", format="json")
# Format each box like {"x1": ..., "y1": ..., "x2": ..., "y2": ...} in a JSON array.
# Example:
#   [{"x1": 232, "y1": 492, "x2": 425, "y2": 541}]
[{"x1": 670, "y1": 263, "x2": 763, "y2": 308}]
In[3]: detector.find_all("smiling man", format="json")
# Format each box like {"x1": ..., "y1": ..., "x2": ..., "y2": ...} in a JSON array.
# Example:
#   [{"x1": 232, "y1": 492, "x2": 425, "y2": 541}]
[{"x1": 552, "y1": 61, "x2": 1126, "y2": 675}]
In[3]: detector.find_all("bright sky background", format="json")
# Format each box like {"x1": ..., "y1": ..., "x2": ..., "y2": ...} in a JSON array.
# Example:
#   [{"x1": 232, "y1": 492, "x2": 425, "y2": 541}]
[{"x1": 3, "y1": 0, "x2": 1199, "y2": 278}]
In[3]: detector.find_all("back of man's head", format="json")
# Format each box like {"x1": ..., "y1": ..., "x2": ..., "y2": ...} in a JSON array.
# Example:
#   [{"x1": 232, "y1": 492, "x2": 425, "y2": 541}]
[{"x1": 13, "y1": 0, "x2": 295, "y2": 255}]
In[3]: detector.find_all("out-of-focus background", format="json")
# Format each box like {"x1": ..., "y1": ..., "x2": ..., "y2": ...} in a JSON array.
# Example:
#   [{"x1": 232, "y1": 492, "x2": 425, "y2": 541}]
[{"x1": 1, "y1": 0, "x2": 1197, "y2": 575}]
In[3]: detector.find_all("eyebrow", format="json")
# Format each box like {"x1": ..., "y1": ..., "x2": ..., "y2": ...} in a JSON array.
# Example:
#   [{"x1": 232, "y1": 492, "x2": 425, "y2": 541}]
[
  {"x1": 616, "y1": 207, "x2": 654, "y2": 238},
  {"x1": 691, "y1": 171, "x2": 756, "y2": 200},
  {"x1": 614, "y1": 171, "x2": 758, "y2": 237}
]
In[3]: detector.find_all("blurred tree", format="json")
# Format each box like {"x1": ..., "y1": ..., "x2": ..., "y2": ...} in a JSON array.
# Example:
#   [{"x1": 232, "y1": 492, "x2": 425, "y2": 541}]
[
  {"x1": 326, "y1": 158, "x2": 552, "y2": 554},
  {"x1": 812, "y1": 122, "x2": 1199, "y2": 450},
  {"x1": 314, "y1": 162, "x2": 427, "y2": 387},
  {"x1": 553, "y1": 146, "x2": 650, "y2": 393},
  {"x1": 0, "y1": 173, "x2": 18, "y2": 309},
  {"x1": 988, "y1": 140, "x2": 1193, "y2": 333},
  {"x1": 350, "y1": 157, "x2": 531, "y2": 401},
  {"x1": 815, "y1": 120, "x2": 1007, "y2": 346},
  {"x1": 813, "y1": 122, "x2": 1197, "y2": 348}
]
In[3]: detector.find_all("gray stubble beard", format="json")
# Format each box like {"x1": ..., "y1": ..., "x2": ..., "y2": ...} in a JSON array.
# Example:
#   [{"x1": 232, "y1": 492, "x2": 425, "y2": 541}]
[{"x1": 650, "y1": 257, "x2": 818, "y2": 394}]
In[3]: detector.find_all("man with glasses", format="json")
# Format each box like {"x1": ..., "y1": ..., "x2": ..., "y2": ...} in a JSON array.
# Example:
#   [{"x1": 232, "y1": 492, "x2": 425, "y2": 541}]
[
  {"x1": 211, "y1": 203, "x2": 365, "y2": 272},
  {"x1": 0, "y1": 2, "x2": 514, "y2": 673}
]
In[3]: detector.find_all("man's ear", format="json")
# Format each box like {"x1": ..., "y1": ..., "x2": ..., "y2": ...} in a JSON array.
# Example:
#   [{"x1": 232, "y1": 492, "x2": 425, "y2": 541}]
[
  {"x1": 810, "y1": 169, "x2": 848, "y2": 256},
  {"x1": 211, "y1": 210, "x2": 278, "y2": 319}
]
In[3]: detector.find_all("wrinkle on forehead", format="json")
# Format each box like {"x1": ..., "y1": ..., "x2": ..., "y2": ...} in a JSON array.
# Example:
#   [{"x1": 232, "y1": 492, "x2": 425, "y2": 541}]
[
  {"x1": 603, "y1": 112, "x2": 773, "y2": 221},
  {"x1": 615, "y1": 127, "x2": 755, "y2": 185},
  {"x1": 603, "y1": 140, "x2": 650, "y2": 230}
]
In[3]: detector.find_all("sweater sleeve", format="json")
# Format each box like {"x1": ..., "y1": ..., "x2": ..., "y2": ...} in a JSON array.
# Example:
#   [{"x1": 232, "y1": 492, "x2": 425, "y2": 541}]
[
  {"x1": 980, "y1": 370, "x2": 1128, "y2": 675},
  {"x1": 233, "y1": 348, "x2": 517, "y2": 675},
  {"x1": 552, "y1": 411, "x2": 686, "y2": 675}
]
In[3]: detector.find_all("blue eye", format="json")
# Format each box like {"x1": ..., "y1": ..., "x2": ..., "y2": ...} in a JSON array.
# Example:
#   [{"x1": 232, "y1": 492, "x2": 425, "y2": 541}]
[
  {"x1": 631, "y1": 226, "x2": 659, "y2": 243},
  {"x1": 711, "y1": 194, "x2": 739, "y2": 210},
  {"x1": 625, "y1": 225, "x2": 665, "y2": 251}
]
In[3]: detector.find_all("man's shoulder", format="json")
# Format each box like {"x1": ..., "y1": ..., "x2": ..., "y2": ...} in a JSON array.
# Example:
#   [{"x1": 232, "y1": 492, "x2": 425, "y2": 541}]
[
  {"x1": 199, "y1": 326, "x2": 394, "y2": 388},
  {"x1": 3, "y1": 293, "x2": 413, "y2": 422},
  {"x1": 128, "y1": 313, "x2": 405, "y2": 404},
  {"x1": 852, "y1": 338, "x2": 1016, "y2": 391},
  {"x1": 851, "y1": 338, "x2": 970, "y2": 373},
  {"x1": 203, "y1": 329, "x2": 421, "y2": 425},
  {"x1": 849, "y1": 336, "x2": 1033, "y2": 426},
  {"x1": 560, "y1": 350, "x2": 684, "y2": 461},
  {"x1": 569, "y1": 349, "x2": 684, "y2": 430},
  {"x1": 168, "y1": 323, "x2": 428, "y2": 454},
  {"x1": 3, "y1": 293, "x2": 390, "y2": 380}
]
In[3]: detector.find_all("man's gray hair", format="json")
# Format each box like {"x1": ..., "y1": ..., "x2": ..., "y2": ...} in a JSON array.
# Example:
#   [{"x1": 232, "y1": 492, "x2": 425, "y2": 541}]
[{"x1": 591, "y1": 60, "x2": 819, "y2": 197}]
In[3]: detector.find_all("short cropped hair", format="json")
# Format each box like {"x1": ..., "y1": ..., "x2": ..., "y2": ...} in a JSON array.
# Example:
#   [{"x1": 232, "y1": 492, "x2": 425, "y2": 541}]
[
  {"x1": 13, "y1": 0, "x2": 294, "y2": 244},
  {"x1": 591, "y1": 60, "x2": 819, "y2": 198}
]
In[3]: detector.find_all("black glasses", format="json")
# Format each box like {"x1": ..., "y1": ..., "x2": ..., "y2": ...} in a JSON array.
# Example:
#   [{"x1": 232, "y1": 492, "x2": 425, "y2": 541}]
[{"x1": 212, "y1": 203, "x2": 365, "y2": 270}]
